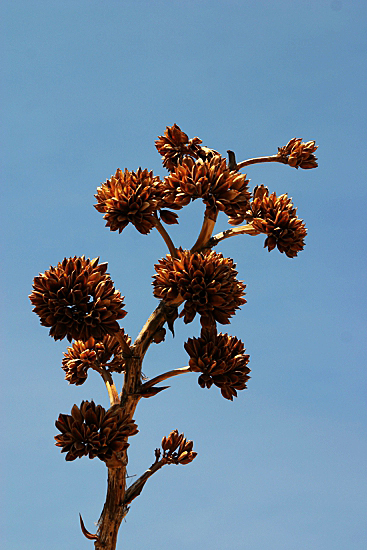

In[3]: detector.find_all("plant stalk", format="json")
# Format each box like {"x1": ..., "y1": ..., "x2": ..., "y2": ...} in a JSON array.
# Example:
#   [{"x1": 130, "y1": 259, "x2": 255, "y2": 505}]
[
  {"x1": 236, "y1": 154, "x2": 286, "y2": 169},
  {"x1": 141, "y1": 366, "x2": 191, "y2": 390},
  {"x1": 153, "y1": 214, "x2": 177, "y2": 257},
  {"x1": 191, "y1": 209, "x2": 217, "y2": 252},
  {"x1": 94, "y1": 301, "x2": 173, "y2": 548}
]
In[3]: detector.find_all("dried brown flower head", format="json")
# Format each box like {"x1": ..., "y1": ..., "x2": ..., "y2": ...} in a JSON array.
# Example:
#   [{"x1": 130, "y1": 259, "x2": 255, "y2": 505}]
[
  {"x1": 55, "y1": 401, "x2": 138, "y2": 465},
  {"x1": 30, "y1": 256, "x2": 126, "y2": 342},
  {"x1": 161, "y1": 156, "x2": 251, "y2": 221},
  {"x1": 155, "y1": 123, "x2": 203, "y2": 172},
  {"x1": 153, "y1": 248, "x2": 246, "y2": 327},
  {"x1": 161, "y1": 429, "x2": 197, "y2": 465},
  {"x1": 94, "y1": 168, "x2": 162, "y2": 234},
  {"x1": 62, "y1": 331, "x2": 131, "y2": 385},
  {"x1": 62, "y1": 338, "x2": 96, "y2": 385},
  {"x1": 184, "y1": 328, "x2": 250, "y2": 401},
  {"x1": 245, "y1": 187, "x2": 307, "y2": 258},
  {"x1": 278, "y1": 138, "x2": 318, "y2": 169}
]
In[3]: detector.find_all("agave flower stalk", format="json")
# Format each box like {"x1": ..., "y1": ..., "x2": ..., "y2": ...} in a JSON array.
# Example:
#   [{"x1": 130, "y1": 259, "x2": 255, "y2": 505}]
[{"x1": 29, "y1": 123, "x2": 318, "y2": 550}]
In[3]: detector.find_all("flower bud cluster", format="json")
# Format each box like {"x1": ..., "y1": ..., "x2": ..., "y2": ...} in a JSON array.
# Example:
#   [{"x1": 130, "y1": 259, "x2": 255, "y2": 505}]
[
  {"x1": 278, "y1": 138, "x2": 318, "y2": 169},
  {"x1": 161, "y1": 429, "x2": 197, "y2": 465},
  {"x1": 155, "y1": 123, "x2": 205, "y2": 172},
  {"x1": 55, "y1": 401, "x2": 138, "y2": 466},
  {"x1": 161, "y1": 155, "x2": 251, "y2": 222},
  {"x1": 153, "y1": 248, "x2": 246, "y2": 327},
  {"x1": 94, "y1": 168, "x2": 162, "y2": 235},
  {"x1": 30, "y1": 256, "x2": 126, "y2": 342},
  {"x1": 246, "y1": 185, "x2": 307, "y2": 258},
  {"x1": 62, "y1": 331, "x2": 130, "y2": 385},
  {"x1": 185, "y1": 328, "x2": 250, "y2": 400}
]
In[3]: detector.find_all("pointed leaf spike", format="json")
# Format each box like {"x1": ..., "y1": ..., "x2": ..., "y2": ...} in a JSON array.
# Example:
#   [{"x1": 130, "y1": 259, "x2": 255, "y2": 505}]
[{"x1": 79, "y1": 514, "x2": 99, "y2": 541}]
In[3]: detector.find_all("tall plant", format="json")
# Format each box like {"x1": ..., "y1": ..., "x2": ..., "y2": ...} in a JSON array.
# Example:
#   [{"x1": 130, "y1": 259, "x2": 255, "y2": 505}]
[{"x1": 30, "y1": 124, "x2": 318, "y2": 549}]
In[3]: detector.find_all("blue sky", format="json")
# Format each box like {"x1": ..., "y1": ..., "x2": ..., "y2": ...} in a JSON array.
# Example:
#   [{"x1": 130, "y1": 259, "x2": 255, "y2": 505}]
[{"x1": 2, "y1": 1, "x2": 366, "y2": 549}]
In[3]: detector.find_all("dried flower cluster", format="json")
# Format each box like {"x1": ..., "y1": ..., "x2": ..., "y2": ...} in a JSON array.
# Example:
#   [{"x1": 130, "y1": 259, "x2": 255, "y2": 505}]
[
  {"x1": 94, "y1": 168, "x2": 163, "y2": 234},
  {"x1": 278, "y1": 137, "x2": 318, "y2": 169},
  {"x1": 30, "y1": 256, "x2": 126, "y2": 342},
  {"x1": 30, "y1": 123, "x2": 317, "y2": 546},
  {"x1": 153, "y1": 248, "x2": 246, "y2": 327},
  {"x1": 161, "y1": 155, "x2": 251, "y2": 221},
  {"x1": 155, "y1": 123, "x2": 205, "y2": 172},
  {"x1": 185, "y1": 328, "x2": 250, "y2": 400},
  {"x1": 62, "y1": 331, "x2": 130, "y2": 385},
  {"x1": 55, "y1": 401, "x2": 138, "y2": 465},
  {"x1": 245, "y1": 185, "x2": 307, "y2": 258},
  {"x1": 161, "y1": 429, "x2": 197, "y2": 465}
]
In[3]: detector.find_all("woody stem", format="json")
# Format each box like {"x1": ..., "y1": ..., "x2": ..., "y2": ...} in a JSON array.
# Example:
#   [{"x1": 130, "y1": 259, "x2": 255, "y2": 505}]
[
  {"x1": 205, "y1": 224, "x2": 261, "y2": 249},
  {"x1": 114, "y1": 330, "x2": 132, "y2": 359},
  {"x1": 123, "y1": 458, "x2": 166, "y2": 508},
  {"x1": 191, "y1": 208, "x2": 218, "y2": 252},
  {"x1": 141, "y1": 366, "x2": 191, "y2": 390},
  {"x1": 153, "y1": 214, "x2": 177, "y2": 257},
  {"x1": 90, "y1": 363, "x2": 120, "y2": 407},
  {"x1": 236, "y1": 154, "x2": 286, "y2": 169},
  {"x1": 94, "y1": 302, "x2": 171, "y2": 548},
  {"x1": 103, "y1": 374, "x2": 120, "y2": 406}
]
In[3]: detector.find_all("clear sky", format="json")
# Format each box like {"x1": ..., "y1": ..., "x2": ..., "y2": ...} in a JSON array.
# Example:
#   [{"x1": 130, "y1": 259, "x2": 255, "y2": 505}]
[{"x1": 2, "y1": 1, "x2": 366, "y2": 549}]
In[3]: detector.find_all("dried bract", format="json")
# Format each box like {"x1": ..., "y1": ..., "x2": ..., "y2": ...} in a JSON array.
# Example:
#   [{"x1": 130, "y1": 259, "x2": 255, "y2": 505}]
[
  {"x1": 29, "y1": 256, "x2": 126, "y2": 342},
  {"x1": 161, "y1": 156, "x2": 251, "y2": 221},
  {"x1": 55, "y1": 401, "x2": 138, "y2": 465},
  {"x1": 155, "y1": 123, "x2": 203, "y2": 172},
  {"x1": 159, "y1": 209, "x2": 179, "y2": 225},
  {"x1": 245, "y1": 187, "x2": 307, "y2": 258},
  {"x1": 184, "y1": 328, "x2": 250, "y2": 400},
  {"x1": 153, "y1": 249, "x2": 246, "y2": 327},
  {"x1": 278, "y1": 138, "x2": 318, "y2": 169},
  {"x1": 94, "y1": 168, "x2": 162, "y2": 234},
  {"x1": 161, "y1": 429, "x2": 197, "y2": 465}
]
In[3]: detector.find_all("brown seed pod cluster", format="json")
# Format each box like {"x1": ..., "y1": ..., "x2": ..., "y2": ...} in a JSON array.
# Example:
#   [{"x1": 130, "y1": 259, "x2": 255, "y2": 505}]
[
  {"x1": 62, "y1": 331, "x2": 131, "y2": 385},
  {"x1": 155, "y1": 123, "x2": 204, "y2": 172},
  {"x1": 94, "y1": 168, "x2": 163, "y2": 234},
  {"x1": 29, "y1": 256, "x2": 126, "y2": 342},
  {"x1": 278, "y1": 137, "x2": 318, "y2": 169},
  {"x1": 161, "y1": 429, "x2": 197, "y2": 465},
  {"x1": 161, "y1": 155, "x2": 251, "y2": 221},
  {"x1": 184, "y1": 328, "x2": 251, "y2": 400},
  {"x1": 55, "y1": 401, "x2": 138, "y2": 465},
  {"x1": 245, "y1": 186, "x2": 307, "y2": 258},
  {"x1": 153, "y1": 248, "x2": 246, "y2": 327}
]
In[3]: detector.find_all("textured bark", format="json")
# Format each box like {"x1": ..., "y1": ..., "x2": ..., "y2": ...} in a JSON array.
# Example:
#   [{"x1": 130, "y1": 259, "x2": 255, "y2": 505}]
[
  {"x1": 93, "y1": 303, "x2": 168, "y2": 549},
  {"x1": 94, "y1": 468, "x2": 127, "y2": 549}
]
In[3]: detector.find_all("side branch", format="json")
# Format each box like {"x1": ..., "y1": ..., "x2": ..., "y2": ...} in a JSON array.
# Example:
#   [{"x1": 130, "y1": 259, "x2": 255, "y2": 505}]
[
  {"x1": 153, "y1": 214, "x2": 177, "y2": 257},
  {"x1": 204, "y1": 224, "x2": 260, "y2": 249},
  {"x1": 191, "y1": 208, "x2": 218, "y2": 252},
  {"x1": 123, "y1": 458, "x2": 166, "y2": 507},
  {"x1": 133, "y1": 302, "x2": 168, "y2": 358},
  {"x1": 114, "y1": 330, "x2": 132, "y2": 357},
  {"x1": 141, "y1": 366, "x2": 191, "y2": 390},
  {"x1": 236, "y1": 154, "x2": 286, "y2": 169},
  {"x1": 90, "y1": 364, "x2": 120, "y2": 406},
  {"x1": 101, "y1": 370, "x2": 120, "y2": 406}
]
